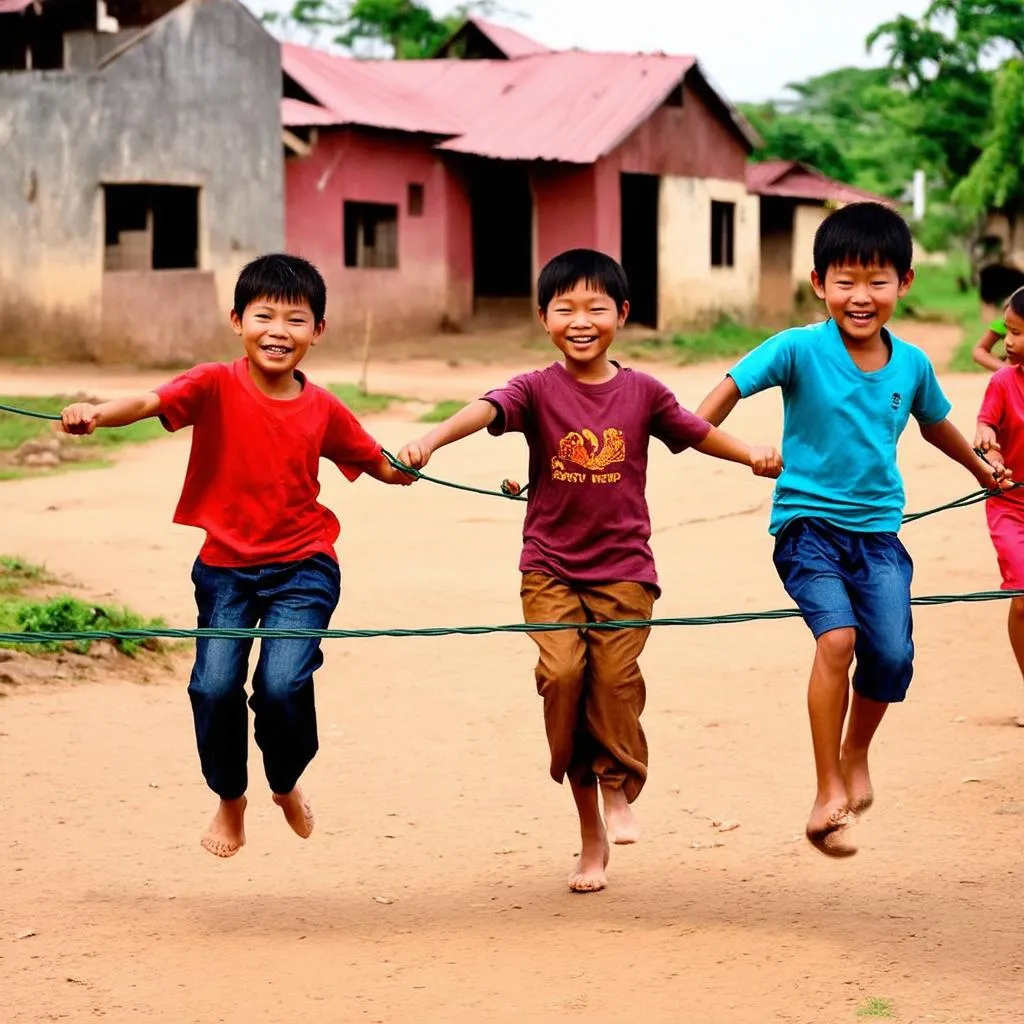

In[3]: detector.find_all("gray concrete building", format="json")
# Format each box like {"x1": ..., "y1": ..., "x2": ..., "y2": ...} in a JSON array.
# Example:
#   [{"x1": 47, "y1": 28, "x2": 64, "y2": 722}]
[{"x1": 0, "y1": 0, "x2": 282, "y2": 364}]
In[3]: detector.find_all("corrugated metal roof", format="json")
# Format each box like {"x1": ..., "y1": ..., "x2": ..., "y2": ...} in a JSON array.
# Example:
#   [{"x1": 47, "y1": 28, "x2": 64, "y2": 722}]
[
  {"x1": 467, "y1": 17, "x2": 550, "y2": 58},
  {"x1": 282, "y1": 47, "x2": 721, "y2": 164},
  {"x1": 0, "y1": 0, "x2": 37, "y2": 14},
  {"x1": 747, "y1": 160, "x2": 892, "y2": 206},
  {"x1": 281, "y1": 97, "x2": 344, "y2": 127},
  {"x1": 282, "y1": 44, "x2": 462, "y2": 137}
]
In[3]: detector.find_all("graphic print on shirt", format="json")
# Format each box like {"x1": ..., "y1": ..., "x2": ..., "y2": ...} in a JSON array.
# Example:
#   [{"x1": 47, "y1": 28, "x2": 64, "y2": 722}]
[{"x1": 550, "y1": 427, "x2": 626, "y2": 485}]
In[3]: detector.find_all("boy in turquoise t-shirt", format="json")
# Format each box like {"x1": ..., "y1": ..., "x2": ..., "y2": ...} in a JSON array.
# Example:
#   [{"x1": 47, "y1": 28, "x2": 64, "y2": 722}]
[{"x1": 697, "y1": 202, "x2": 1010, "y2": 856}]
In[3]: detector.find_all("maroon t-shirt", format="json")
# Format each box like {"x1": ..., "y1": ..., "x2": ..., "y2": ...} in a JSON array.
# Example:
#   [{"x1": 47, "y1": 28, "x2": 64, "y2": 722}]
[{"x1": 485, "y1": 362, "x2": 710, "y2": 588}]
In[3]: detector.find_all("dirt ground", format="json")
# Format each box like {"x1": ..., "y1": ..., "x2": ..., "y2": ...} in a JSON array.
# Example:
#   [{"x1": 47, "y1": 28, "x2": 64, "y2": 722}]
[{"x1": 3, "y1": 324, "x2": 1023, "y2": 1024}]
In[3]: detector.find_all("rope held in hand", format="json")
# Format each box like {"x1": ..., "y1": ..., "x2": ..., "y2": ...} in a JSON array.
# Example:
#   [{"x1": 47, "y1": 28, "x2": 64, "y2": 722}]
[{"x1": 0, "y1": 399, "x2": 1012, "y2": 521}]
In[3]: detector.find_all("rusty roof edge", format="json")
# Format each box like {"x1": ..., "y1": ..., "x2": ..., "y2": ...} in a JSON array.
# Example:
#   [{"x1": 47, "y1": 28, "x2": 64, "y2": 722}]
[{"x1": 687, "y1": 60, "x2": 762, "y2": 151}]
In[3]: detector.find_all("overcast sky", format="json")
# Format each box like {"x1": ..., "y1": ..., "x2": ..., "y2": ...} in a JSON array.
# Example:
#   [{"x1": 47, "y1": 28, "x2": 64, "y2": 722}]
[{"x1": 250, "y1": 0, "x2": 932, "y2": 103}]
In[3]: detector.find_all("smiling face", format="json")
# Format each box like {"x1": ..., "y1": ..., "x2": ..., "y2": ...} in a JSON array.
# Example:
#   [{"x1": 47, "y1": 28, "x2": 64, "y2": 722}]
[
  {"x1": 811, "y1": 262, "x2": 914, "y2": 347},
  {"x1": 231, "y1": 296, "x2": 324, "y2": 394},
  {"x1": 539, "y1": 283, "x2": 628, "y2": 379}
]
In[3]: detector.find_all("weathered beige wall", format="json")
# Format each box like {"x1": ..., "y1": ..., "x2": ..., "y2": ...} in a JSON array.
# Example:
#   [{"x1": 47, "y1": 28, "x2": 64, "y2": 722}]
[
  {"x1": 658, "y1": 176, "x2": 759, "y2": 329},
  {"x1": 0, "y1": 0, "x2": 281, "y2": 364},
  {"x1": 792, "y1": 204, "x2": 828, "y2": 285}
]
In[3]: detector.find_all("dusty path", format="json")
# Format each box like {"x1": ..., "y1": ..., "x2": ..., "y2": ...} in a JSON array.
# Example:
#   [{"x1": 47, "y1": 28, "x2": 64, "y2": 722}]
[{"x1": 3, "y1": 353, "x2": 1023, "y2": 1024}]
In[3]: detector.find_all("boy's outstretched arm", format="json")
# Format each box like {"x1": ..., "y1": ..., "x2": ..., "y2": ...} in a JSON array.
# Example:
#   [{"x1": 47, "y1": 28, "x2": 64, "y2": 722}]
[
  {"x1": 920, "y1": 418, "x2": 1013, "y2": 490},
  {"x1": 363, "y1": 455, "x2": 418, "y2": 486},
  {"x1": 695, "y1": 377, "x2": 742, "y2": 427},
  {"x1": 61, "y1": 393, "x2": 162, "y2": 434},
  {"x1": 695, "y1": 426, "x2": 782, "y2": 478},
  {"x1": 397, "y1": 399, "x2": 497, "y2": 469}
]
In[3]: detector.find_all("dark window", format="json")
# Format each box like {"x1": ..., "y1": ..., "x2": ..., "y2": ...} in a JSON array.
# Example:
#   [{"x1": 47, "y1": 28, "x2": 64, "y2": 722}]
[
  {"x1": 344, "y1": 201, "x2": 398, "y2": 268},
  {"x1": 407, "y1": 183, "x2": 425, "y2": 217},
  {"x1": 103, "y1": 184, "x2": 199, "y2": 271},
  {"x1": 711, "y1": 200, "x2": 735, "y2": 268}
]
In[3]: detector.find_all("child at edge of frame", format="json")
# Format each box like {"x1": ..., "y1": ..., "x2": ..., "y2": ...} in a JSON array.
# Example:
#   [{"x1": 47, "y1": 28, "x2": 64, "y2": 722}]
[
  {"x1": 60, "y1": 253, "x2": 416, "y2": 858},
  {"x1": 975, "y1": 286, "x2": 1024, "y2": 724},
  {"x1": 695, "y1": 202, "x2": 1012, "y2": 857},
  {"x1": 397, "y1": 247, "x2": 782, "y2": 893}
]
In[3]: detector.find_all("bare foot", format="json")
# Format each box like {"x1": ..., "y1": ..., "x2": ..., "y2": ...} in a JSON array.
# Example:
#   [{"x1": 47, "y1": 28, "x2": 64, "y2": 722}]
[
  {"x1": 805, "y1": 800, "x2": 857, "y2": 858},
  {"x1": 567, "y1": 827, "x2": 610, "y2": 893},
  {"x1": 273, "y1": 787, "x2": 315, "y2": 839},
  {"x1": 200, "y1": 796, "x2": 247, "y2": 858},
  {"x1": 600, "y1": 784, "x2": 642, "y2": 845},
  {"x1": 840, "y1": 748, "x2": 874, "y2": 814}
]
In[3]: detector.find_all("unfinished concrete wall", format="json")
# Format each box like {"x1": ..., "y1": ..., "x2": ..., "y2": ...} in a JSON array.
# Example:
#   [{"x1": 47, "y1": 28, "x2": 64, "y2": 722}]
[{"x1": 0, "y1": 0, "x2": 282, "y2": 363}]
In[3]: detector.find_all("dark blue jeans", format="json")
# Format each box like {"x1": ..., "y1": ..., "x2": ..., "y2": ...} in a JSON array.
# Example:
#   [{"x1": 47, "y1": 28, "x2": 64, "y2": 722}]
[{"x1": 188, "y1": 554, "x2": 341, "y2": 800}]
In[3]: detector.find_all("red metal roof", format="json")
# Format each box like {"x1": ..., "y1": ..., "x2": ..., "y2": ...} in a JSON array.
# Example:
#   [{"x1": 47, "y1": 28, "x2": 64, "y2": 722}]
[
  {"x1": 282, "y1": 44, "x2": 462, "y2": 138},
  {"x1": 281, "y1": 97, "x2": 345, "y2": 128},
  {"x1": 466, "y1": 17, "x2": 550, "y2": 58},
  {"x1": 282, "y1": 45, "x2": 757, "y2": 164},
  {"x1": 0, "y1": 0, "x2": 37, "y2": 13},
  {"x1": 747, "y1": 160, "x2": 892, "y2": 206}
]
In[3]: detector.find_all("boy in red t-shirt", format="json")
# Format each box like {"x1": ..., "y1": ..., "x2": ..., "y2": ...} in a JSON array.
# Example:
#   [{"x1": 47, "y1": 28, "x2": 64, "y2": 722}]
[
  {"x1": 397, "y1": 249, "x2": 781, "y2": 893},
  {"x1": 61, "y1": 254, "x2": 414, "y2": 858}
]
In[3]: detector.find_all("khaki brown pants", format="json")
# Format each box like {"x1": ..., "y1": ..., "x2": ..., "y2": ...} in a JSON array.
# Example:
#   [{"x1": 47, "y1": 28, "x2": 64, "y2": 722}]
[{"x1": 520, "y1": 571, "x2": 656, "y2": 803}]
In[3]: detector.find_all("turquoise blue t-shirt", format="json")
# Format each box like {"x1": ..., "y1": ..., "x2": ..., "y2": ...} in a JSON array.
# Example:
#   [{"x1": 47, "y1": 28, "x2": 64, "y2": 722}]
[{"x1": 728, "y1": 319, "x2": 952, "y2": 535}]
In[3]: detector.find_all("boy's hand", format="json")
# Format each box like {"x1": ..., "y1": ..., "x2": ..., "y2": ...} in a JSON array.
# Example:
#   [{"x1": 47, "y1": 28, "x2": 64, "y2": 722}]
[
  {"x1": 61, "y1": 403, "x2": 100, "y2": 435},
  {"x1": 974, "y1": 423, "x2": 1000, "y2": 454},
  {"x1": 979, "y1": 459, "x2": 1014, "y2": 491},
  {"x1": 750, "y1": 445, "x2": 782, "y2": 479},
  {"x1": 396, "y1": 439, "x2": 431, "y2": 470}
]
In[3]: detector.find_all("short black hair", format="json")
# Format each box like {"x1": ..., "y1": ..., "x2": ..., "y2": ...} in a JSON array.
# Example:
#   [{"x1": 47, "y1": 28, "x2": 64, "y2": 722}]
[
  {"x1": 1009, "y1": 286, "x2": 1024, "y2": 320},
  {"x1": 537, "y1": 249, "x2": 629, "y2": 313},
  {"x1": 233, "y1": 253, "x2": 327, "y2": 324},
  {"x1": 813, "y1": 202, "x2": 913, "y2": 281}
]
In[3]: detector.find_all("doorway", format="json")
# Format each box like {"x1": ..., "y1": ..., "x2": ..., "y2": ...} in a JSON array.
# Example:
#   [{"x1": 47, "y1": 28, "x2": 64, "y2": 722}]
[
  {"x1": 470, "y1": 161, "x2": 533, "y2": 311},
  {"x1": 620, "y1": 173, "x2": 659, "y2": 327}
]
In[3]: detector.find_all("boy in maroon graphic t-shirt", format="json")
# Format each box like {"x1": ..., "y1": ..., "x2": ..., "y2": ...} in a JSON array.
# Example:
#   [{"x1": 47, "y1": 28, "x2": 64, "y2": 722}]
[
  {"x1": 398, "y1": 249, "x2": 781, "y2": 893},
  {"x1": 60, "y1": 254, "x2": 415, "y2": 859}
]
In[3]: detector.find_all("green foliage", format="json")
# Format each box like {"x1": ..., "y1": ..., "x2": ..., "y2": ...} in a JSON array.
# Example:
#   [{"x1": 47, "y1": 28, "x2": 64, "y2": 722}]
[
  {"x1": 419, "y1": 400, "x2": 466, "y2": 423},
  {"x1": 264, "y1": 0, "x2": 503, "y2": 58},
  {"x1": 741, "y1": 68, "x2": 923, "y2": 200},
  {"x1": 326, "y1": 382, "x2": 407, "y2": 415},
  {"x1": 955, "y1": 59, "x2": 1024, "y2": 215},
  {"x1": 13, "y1": 596, "x2": 166, "y2": 657},
  {"x1": 855, "y1": 996, "x2": 895, "y2": 1019}
]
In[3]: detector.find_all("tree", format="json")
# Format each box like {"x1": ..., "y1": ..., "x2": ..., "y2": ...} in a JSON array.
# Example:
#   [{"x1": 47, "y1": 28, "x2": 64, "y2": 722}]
[
  {"x1": 263, "y1": 0, "x2": 504, "y2": 58},
  {"x1": 954, "y1": 58, "x2": 1024, "y2": 216},
  {"x1": 868, "y1": 0, "x2": 1024, "y2": 184}
]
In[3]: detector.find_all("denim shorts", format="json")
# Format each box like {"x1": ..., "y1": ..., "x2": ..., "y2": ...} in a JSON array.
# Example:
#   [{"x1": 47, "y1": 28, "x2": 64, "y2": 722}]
[{"x1": 772, "y1": 518, "x2": 915, "y2": 703}]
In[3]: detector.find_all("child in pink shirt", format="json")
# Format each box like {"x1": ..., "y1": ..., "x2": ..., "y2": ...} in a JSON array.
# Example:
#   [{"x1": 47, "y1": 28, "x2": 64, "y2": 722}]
[
  {"x1": 976, "y1": 286, "x2": 1024, "y2": 723},
  {"x1": 398, "y1": 249, "x2": 781, "y2": 893}
]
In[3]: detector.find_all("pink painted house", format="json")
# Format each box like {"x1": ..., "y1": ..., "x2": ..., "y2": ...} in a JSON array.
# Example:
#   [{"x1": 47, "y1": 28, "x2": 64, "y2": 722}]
[{"x1": 282, "y1": 19, "x2": 763, "y2": 335}]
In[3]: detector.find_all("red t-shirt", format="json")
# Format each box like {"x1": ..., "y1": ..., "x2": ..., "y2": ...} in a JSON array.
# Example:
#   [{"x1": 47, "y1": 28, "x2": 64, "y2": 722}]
[
  {"x1": 485, "y1": 363, "x2": 710, "y2": 588},
  {"x1": 156, "y1": 358, "x2": 384, "y2": 567},
  {"x1": 979, "y1": 365, "x2": 1024, "y2": 508}
]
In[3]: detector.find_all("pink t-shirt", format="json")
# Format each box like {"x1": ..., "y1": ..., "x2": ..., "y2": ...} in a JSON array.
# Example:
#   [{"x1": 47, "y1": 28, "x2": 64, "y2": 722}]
[
  {"x1": 979, "y1": 365, "x2": 1024, "y2": 507},
  {"x1": 484, "y1": 362, "x2": 711, "y2": 588}
]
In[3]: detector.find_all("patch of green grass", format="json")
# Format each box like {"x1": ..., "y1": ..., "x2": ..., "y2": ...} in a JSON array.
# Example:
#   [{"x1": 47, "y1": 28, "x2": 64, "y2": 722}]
[
  {"x1": 419, "y1": 400, "x2": 466, "y2": 423},
  {"x1": 326, "y1": 383, "x2": 409, "y2": 416},
  {"x1": 898, "y1": 259, "x2": 977, "y2": 324},
  {"x1": 629, "y1": 318, "x2": 771, "y2": 365},
  {"x1": 856, "y1": 997, "x2": 895, "y2": 1019},
  {"x1": 0, "y1": 556, "x2": 166, "y2": 657}
]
